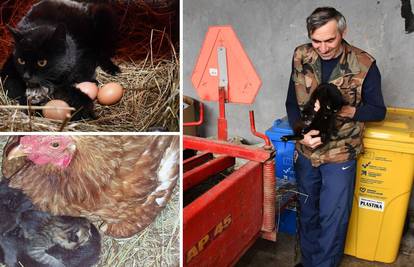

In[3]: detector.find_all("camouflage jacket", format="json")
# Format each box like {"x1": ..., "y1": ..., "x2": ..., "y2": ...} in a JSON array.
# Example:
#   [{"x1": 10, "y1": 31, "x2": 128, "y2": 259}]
[{"x1": 292, "y1": 40, "x2": 375, "y2": 166}]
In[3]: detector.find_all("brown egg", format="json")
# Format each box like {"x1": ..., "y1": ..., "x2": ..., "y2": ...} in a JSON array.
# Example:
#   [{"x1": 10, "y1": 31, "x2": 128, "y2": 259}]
[
  {"x1": 43, "y1": 100, "x2": 72, "y2": 120},
  {"x1": 76, "y1": 82, "x2": 98, "y2": 100},
  {"x1": 97, "y1": 82, "x2": 124, "y2": 105}
]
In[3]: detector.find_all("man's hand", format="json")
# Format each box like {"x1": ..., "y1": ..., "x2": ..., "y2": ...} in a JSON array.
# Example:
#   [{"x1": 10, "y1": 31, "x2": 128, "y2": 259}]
[
  {"x1": 338, "y1": 105, "x2": 356, "y2": 118},
  {"x1": 299, "y1": 130, "x2": 322, "y2": 149}
]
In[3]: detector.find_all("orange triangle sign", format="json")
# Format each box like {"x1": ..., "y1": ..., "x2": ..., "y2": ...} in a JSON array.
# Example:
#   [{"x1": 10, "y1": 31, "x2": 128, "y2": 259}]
[{"x1": 191, "y1": 25, "x2": 262, "y2": 104}]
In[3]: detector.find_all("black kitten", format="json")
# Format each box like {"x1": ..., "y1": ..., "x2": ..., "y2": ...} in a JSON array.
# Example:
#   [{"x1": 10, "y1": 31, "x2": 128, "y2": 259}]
[
  {"x1": 0, "y1": 180, "x2": 101, "y2": 267},
  {"x1": 1, "y1": 0, "x2": 120, "y2": 120},
  {"x1": 281, "y1": 83, "x2": 346, "y2": 146}
]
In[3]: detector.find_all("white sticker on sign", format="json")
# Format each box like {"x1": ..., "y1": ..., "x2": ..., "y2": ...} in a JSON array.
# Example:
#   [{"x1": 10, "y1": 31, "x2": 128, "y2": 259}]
[
  {"x1": 209, "y1": 68, "x2": 218, "y2": 76},
  {"x1": 358, "y1": 197, "x2": 384, "y2": 212}
]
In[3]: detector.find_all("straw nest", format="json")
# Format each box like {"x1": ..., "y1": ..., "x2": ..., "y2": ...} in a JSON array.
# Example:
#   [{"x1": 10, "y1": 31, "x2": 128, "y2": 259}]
[
  {"x1": 0, "y1": 136, "x2": 180, "y2": 267},
  {"x1": 0, "y1": 56, "x2": 179, "y2": 132},
  {"x1": 0, "y1": 0, "x2": 179, "y2": 132}
]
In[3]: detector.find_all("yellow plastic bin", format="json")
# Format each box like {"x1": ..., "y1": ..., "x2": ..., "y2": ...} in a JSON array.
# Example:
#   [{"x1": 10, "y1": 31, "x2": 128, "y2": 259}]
[{"x1": 344, "y1": 107, "x2": 414, "y2": 263}]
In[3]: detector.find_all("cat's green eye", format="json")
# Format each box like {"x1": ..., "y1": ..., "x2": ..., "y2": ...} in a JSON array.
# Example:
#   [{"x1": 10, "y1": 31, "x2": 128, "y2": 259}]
[
  {"x1": 37, "y1": 59, "x2": 47, "y2": 67},
  {"x1": 17, "y1": 58, "x2": 25, "y2": 65}
]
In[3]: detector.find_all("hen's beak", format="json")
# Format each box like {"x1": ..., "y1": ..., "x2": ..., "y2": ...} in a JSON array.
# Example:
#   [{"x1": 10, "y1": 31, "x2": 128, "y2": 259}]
[{"x1": 7, "y1": 144, "x2": 28, "y2": 160}]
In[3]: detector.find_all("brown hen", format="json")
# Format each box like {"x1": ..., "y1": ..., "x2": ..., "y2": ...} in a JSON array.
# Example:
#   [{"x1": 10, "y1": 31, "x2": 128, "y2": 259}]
[{"x1": 1, "y1": 135, "x2": 179, "y2": 238}]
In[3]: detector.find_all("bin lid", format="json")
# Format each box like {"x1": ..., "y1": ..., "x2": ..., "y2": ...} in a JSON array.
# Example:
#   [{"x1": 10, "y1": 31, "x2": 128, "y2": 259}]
[
  {"x1": 364, "y1": 107, "x2": 414, "y2": 153},
  {"x1": 265, "y1": 117, "x2": 294, "y2": 140}
]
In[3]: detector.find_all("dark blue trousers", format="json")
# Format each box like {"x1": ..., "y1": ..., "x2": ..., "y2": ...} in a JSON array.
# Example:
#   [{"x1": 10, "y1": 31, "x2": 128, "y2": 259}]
[{"x1": 294, "y1": 152, "x2": 356, "y2": 267}]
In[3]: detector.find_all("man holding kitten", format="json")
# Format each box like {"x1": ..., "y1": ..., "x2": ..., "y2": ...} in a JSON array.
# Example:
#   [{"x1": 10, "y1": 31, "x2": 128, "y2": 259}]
[{"x1": 285, "y1": 7, "x2": 386, "y2": 267}]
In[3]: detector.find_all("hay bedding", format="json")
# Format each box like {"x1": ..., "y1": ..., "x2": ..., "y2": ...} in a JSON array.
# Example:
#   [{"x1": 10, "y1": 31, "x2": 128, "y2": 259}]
[
  {"x1": 0, "y1": 137, "x2": 180, "y2": 267},
  {"x1": 0, "y1": 57, "x2": 179, "y2": 132},
  {"x1": 0, "y1": 0, "x2": 179, "y2": 132}
]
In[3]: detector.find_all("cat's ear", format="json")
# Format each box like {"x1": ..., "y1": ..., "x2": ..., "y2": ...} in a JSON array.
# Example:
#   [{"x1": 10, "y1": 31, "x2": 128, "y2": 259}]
[
  {"x1": 6, "y1": 25, "x2": 23, "y2": 42},
  {"x1": 52, "y1": 23, "x2": 67, "y2": 42}
]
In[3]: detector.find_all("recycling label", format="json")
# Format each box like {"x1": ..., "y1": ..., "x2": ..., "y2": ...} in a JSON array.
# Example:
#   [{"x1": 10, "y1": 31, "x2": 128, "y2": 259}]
[{"x1": 358, "y1": 197, "x2": 385, "y2": 212}]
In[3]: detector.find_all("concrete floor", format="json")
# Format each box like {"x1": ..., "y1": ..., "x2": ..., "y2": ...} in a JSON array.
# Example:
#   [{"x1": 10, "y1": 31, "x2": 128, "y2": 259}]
[{"x1": 236, "y1": 233, "x2": 413, "y2": 267}]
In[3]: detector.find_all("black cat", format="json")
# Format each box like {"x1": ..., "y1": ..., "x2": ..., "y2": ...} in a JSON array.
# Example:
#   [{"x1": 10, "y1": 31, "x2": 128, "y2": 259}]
[
  {"x1": 281, "y1": 83, "x2": 346, "y2": 146},
  {"x1": 0, "y1": 180, "x2": 101, "y2": 267},
  {"x1": 0, "y1": 0, "x2": 120, "y2": 120}
]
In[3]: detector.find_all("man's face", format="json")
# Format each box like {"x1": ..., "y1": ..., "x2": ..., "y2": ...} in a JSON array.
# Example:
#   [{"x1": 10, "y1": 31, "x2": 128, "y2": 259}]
[{"x1": 310, "y1": 19, "x2": 344, "y2": 60}]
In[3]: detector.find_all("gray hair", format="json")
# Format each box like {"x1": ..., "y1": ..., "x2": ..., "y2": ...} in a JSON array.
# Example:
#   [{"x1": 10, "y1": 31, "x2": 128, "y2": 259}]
[{"x1": 306, "y1": 7, "x2": 347, "y2": 38}]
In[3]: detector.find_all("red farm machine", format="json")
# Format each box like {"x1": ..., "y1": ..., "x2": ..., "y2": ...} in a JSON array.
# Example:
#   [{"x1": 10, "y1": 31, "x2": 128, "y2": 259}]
[{"x1": 183, "y1": 26, "x2": 288, "y2": 266}]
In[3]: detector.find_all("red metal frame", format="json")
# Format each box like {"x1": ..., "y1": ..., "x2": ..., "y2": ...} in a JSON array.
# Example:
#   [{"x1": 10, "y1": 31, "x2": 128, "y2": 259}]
[
  {"x1": 183, "y1": 155, "x2": 235, "y2": 191},
  {"x1": 183, "y1": 152, "x2": 213, "y2": 172},
  {"x1": 217, "y1": 87, "x2": 228, "y2": 141},
  {"x1": 183, "y1": 108, "x2": 278, "y2": 266},
  {"x1": 249, "y1": 110, "x2": 271, "y2": 147},
  {"x1": 184, "y1": 136, "x2": 273, "y2": 163},
  {"x1": 183, "y1": 161, "x2": 263, "y2": 266},
  {"x1": 183, "y1": 102, "x2": 204, "y2": 127},
  {"x1": 183, "y1": 134, "x2": 277, "y2": 267},
  {"x1": 184, "y1": 26, "x2": 279, "y2": 267}
]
